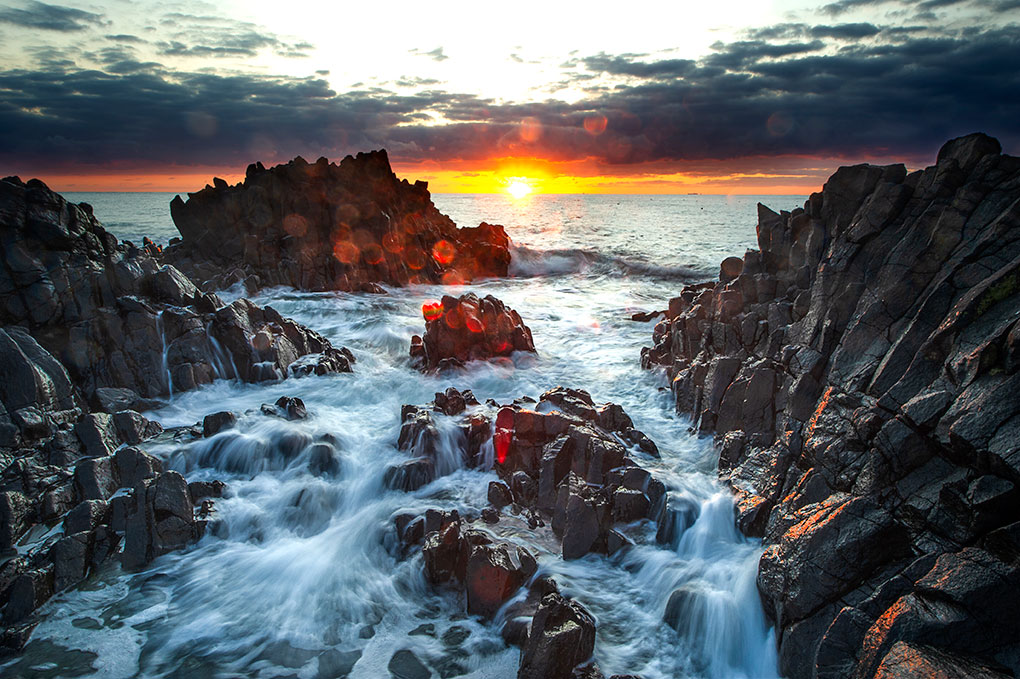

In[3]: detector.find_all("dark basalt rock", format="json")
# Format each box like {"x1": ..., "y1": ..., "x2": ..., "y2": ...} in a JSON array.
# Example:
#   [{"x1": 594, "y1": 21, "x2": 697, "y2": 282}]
[
  {"x1": 390, "y1": 387, "x2": 666, "y2": 562},
  {"x1": 518, "y1": 592, "x2": 597, "y2": 679},
  {"x1": 0, "y1": 176, "x2": 354, "y2": 403},
  {"x1": 411, "y1": 293, "x2": 536, "y2": 372},
  {"x1": 641, "y1": 133, "x2": 1020, "y2": 679},
  {"x1": 164, "y1": 150, "x2": 511, "y2": 292}
]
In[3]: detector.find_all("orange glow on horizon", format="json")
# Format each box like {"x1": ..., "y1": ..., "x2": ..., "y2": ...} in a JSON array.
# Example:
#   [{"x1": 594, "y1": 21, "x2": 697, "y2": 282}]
[{"x1": 15, "y1": 153, "x2": 905, "y2": 195}]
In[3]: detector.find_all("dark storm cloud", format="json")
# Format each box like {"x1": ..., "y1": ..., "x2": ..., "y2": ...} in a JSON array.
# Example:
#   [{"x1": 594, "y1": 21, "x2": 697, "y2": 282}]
[
  {"x1": 1, "y1": 21, "x2": 1017, "y2": 174},
  {"x1": 0, "y1": 0, "x2": 104, "y2": 31},
  {"x1": 578, "y1": 53, "x2": 700, "y2": 79}
]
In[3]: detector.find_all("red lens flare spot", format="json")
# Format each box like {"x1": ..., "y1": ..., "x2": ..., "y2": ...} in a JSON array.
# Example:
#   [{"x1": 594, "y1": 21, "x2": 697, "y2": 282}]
[
  {"x1": 494, "y1": 408, "x2": 514, "y2": 465},
  {"x1": 422, "y1": 301, "x2": 443, "y2": 322},
  {"x1": 432, "y1": 240, "x2": 456, "y2": 265},
  {"x1": 583, "y1": 114, "x2": 608, "y2": 135},
  {"x1": 465, "y1": 315, "x2": 484, "y2": 333},
  {"x1": 495, "y1": 340, "x2": 511, "y2": 353},
  {"x1": 333, "y1": 240, "x2": 360, "y2": 264}
]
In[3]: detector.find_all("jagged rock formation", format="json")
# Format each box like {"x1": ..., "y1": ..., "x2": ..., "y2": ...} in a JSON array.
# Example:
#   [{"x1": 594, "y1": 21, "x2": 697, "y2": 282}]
[
  {"x1": 0, "y1": 332, "x2": 216, "y2": 651},
  {"x1": 164, "y1": 150, "x2": 512, "y2": 292},
  {"x1": 410, "y1": 293, "x2": 536, "y2": 371},
  {"x1": 642, "y1": 134, "x2": 1020, "y2": 679},
  {"x1": 0, "y1": 176, "x2": 353, "y2": 407},
  {"x1": 392, "y1": 387, "x2": 665, "y2": 559},
  {"x1": 393, "y1": 508, "x2": 617, "y2": 679}
]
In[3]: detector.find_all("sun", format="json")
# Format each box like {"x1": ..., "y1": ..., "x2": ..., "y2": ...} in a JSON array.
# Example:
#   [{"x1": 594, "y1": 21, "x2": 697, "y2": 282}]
[{"x1": 505, "y1": 177, "x2": 533, "y2": 199}]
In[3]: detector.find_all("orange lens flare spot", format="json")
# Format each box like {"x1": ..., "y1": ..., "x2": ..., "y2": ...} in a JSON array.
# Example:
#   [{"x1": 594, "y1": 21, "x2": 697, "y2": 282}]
[
  {"x1": 422, "y1": 301, "x2": 443, "y2": 322},
  {"x1": 333, "y1": 240, "x2": 360, "y2": 264},
  {"x1": 283, "y1": 213, "x2": 309, "y2": 237},
  {"x1": 362, "y1": 243, "x2": 385, "y2": 265},
  {"x1": 441, "y1": 270, "x2": 465, "y2": 285},
  {"x1": 406, "y1": 248, "x2": 426, "y2": 270},
  {"x1": 583, "y1": 114, "x2": 608, "y2": 135},
  {"x1": 519, "y1": 116, "x2": 542, "y2": 143},
  {"x1": 432, "y1": 240, "x2": 457, "y2": 265},
  {"x1": 383, "y1": 232, "x2": 405, "y2": 253},
  {"x1": 444, "y1": 309, "x2": 464, "y2": 329},
  {"x1": 465, "y1": 315, "x2": 484, "y2": 333}
]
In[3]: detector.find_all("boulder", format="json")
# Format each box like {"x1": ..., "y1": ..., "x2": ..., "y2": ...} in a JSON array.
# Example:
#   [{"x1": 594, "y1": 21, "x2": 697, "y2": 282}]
[
  {"x1": 122, "y1": 470, "x2": 204, "y2": 569},
  {"x1": 518, "y1": 593, "x2": 597, "y2": 679},
  {"x1": 202, "y1": 411, "x2": 238, "y2": 437},
  {"x1": 412, "y1": 293, "x2": 535, "y2": 371}
]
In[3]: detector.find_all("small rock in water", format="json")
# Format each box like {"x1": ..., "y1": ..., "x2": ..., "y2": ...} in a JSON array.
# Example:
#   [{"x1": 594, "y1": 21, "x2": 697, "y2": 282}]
[{"x1": 387, "y1": 649, "x2": 430, "y2": 679}]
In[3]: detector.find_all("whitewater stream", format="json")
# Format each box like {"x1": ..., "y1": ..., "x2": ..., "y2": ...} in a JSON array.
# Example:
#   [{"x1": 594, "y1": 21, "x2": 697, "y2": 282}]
[{"x1": 6, "y1": 194, "x2": 787, "y2": 678}]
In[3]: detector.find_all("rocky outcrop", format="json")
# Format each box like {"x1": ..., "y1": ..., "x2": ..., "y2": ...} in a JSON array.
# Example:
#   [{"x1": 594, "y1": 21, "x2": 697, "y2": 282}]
[
  {"x1": 164, "y1": 151, "x2": 512, "y2": 292},
  {"x1": 391, "y1": 387, "x2": 666, "y2": 560},
  {"x1": 0, "y1": 176, "x2": 353, "y2": 405},
  {"x1": 393, "y1": 509, "x2": 608, "y2": 679},
  {"x1": 642, "y1": 134, "x2": 1020, "y2": 679},
  {"x1": 410, "y1": 293, "x2": 536, "y2": 371}
]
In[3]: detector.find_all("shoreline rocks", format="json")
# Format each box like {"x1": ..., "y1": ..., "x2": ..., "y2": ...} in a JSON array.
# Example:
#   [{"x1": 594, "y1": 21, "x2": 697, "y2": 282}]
[
  {"x1": 642, "y1": 133, "x2": 1020, "y2": 679},
  {"x1": 164, "y1": 150, "x2": 512, "y2": 292},
  {"x1": 411, "y1": 293, "x2": 536, "y2": 371},
  {"x1": 0, "y1": 176, "x2": 355, "y2": 406}
]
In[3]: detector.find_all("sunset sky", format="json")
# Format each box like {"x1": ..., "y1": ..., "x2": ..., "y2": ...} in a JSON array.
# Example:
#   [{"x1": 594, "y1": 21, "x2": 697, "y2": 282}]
[{"x1": 0, "y1": 0, "x2": 1017, "y2": 193}]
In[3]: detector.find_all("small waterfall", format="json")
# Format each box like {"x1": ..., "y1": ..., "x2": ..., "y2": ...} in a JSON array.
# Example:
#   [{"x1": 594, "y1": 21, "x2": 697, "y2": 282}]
[
  {"x1": 665, "y1": 492, "x2": 778, "y2": 678},
  {"x1": 205, "y1": 321, "x2": 237, "y2": 381},
  {"x1": 157, "y1": 309, "x2": 173, "y2": 397}
]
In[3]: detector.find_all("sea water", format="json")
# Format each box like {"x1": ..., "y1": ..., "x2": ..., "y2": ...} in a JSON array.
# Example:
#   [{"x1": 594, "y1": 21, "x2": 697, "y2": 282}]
[{"x1": 8, "y1": 192, "x2": 804, "y2": 678}]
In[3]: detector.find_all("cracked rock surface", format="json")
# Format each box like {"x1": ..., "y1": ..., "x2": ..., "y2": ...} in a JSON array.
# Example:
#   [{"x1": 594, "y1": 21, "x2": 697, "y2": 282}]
[{"x1": 643, "y1": 133, "x2": 1020, "y2": 679}]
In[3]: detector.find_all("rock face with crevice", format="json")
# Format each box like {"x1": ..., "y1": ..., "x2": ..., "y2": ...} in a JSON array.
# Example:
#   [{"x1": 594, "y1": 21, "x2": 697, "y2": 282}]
[
  {"x1": 0, "y1": 176, "x2": 353, "y2": 406},
  {"x1": 165, "y1": 150, "x2": 511, "y2": 292},
  {"x1": 642, "y1": 133, "x2": 1020, "y2": 679}
]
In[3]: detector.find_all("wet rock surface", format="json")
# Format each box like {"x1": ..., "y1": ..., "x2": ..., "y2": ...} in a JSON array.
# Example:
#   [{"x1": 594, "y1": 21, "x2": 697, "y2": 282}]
[
  {"x1": 390, "y1": 386, "x2": 670, "y2": 678},
  {"x1": 0, "y1": 179, "x2": 282, "y2": 652},
  {"x1": 642, "y1": 133, "x2": 1020, "y2": 679},
  {"x1": 391, "y1": 386, "x2": 665, "y2": 561},
  {"x1": 411, "y1": 293, "x2": 536, "y2": 371},
  {"x1": 165, "y1": 150, "x2": 511, "y2": 292},
  {"x1": 0, "y1": 176, "x2": 354, "y2": 404}
]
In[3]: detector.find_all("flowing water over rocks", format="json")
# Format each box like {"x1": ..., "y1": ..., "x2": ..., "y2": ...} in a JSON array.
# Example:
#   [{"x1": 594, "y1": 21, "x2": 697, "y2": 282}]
[
  {"x1": 0, "y1": 165, "x2": 791, "y2": 678},
  {"x1": 2, "y1": 277, "x2": 778, "y2": 677}
]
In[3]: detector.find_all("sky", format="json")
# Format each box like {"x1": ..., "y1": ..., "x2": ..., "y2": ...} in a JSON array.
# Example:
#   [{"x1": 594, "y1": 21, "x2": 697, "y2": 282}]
[{"x1": 0, "y1": 0, "x2": 1017, "y2": 193}]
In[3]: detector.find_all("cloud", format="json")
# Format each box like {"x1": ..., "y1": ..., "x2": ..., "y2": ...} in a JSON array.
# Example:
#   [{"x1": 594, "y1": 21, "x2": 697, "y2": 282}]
[
  {"x1": 411, "y1": 46, "x2": 449, "y2": 62},
  {"x1": 1, "y1": 19, "x2": 1017, "y2": 175},
  {"x1": 820, "y1": 0, "x2": 1020, "y2": 15},
  {"x1": 0, "y1": 0, "x2": 104, "y2": 31},
  {"x1": 155, "y1": 12, "x2": 313, "y2": 59}
]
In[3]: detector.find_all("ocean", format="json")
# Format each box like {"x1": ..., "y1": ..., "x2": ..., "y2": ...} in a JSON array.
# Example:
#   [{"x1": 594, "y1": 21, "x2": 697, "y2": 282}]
[{"x1": 12, "y1": 192, "x2": 805, "y2": 678}]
